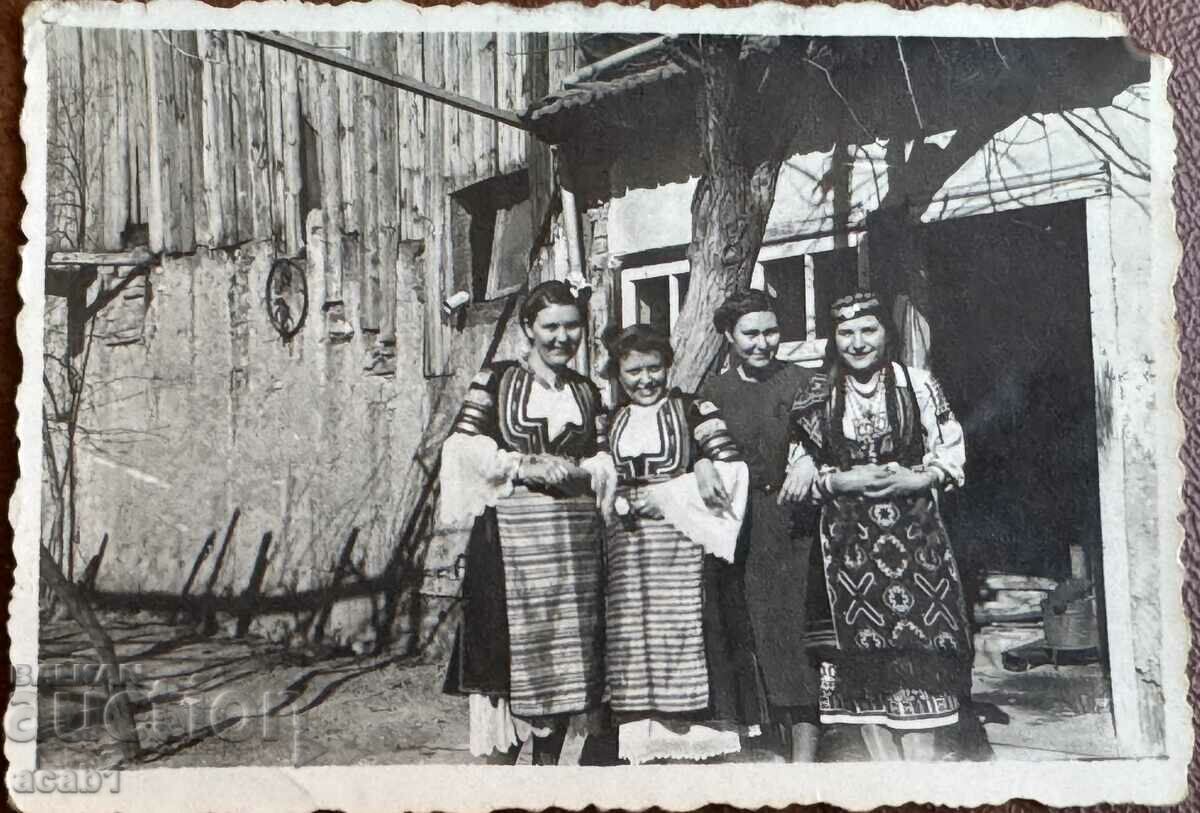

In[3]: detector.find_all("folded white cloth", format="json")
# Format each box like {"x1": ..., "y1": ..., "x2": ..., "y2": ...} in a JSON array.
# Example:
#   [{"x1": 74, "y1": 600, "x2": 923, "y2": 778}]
[{"x1": 641, "y1": 460, "x2": 748, "y2": 562}]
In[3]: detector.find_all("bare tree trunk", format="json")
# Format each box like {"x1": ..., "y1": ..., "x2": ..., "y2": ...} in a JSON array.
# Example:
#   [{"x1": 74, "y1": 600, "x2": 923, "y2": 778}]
[
  {"x1": 668, "y1": 37, "x2": 806, "y2": 391},
  {"x1": 40, "y1": 543, "x2": 140, "y2": 762},
  {"x1": 671, "y1": 169, "x2": 781, "y2": 390},
  {"x1": 62, "y1": 316, "x2": 96, "y2": 581}
]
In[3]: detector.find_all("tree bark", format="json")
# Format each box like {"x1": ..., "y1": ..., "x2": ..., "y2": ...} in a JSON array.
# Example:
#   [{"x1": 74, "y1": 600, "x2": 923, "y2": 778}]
[{"x1": 668, "y1": 37, "x2": 806, "y2": 391}]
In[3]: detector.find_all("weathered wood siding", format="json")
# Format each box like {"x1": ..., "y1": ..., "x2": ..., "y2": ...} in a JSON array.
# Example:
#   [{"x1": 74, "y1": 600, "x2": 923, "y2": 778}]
[
  {"x1": 43, "y1": 27, "x2": 585, "y2": 650},
  {"x1": 45, "y1": 28, "x2": 576, "y2": 375}
]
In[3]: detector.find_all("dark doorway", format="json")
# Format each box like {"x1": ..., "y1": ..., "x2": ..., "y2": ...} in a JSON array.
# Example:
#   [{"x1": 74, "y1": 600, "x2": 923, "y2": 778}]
[{"x1": 921, "y1": 200, "x2": 1102, "y2": 585}]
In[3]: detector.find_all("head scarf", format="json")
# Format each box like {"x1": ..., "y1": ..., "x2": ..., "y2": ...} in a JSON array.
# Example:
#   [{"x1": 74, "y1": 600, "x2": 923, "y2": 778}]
[{"x1": 830, "y1": 291, "x2": 887, "y2": 327}]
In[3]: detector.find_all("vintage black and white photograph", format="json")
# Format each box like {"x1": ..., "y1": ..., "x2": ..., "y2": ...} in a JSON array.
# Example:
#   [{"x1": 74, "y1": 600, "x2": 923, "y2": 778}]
[{"x1": 9, "y1": 1, "x2": 1188, "y2": 809}]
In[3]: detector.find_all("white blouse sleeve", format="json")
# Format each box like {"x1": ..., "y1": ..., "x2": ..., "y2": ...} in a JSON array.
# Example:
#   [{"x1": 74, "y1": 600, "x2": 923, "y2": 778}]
[
  {"x1": 438, "y1": 432, "x2": 523, "y2": 529},
  {"x1": 908, "y1": 366, "x2": 966, "y2": 490}
]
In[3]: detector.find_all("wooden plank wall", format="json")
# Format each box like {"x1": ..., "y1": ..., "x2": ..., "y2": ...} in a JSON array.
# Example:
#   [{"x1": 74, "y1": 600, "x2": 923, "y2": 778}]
[{"x1": 45, "y1": 27, "x2": 577, "y2": 370}]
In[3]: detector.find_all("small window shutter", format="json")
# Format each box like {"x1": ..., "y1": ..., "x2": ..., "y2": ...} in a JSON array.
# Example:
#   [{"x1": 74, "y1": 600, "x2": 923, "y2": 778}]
[{"x1": 486, "y1": 198, "x2": 533, "y2": 298}]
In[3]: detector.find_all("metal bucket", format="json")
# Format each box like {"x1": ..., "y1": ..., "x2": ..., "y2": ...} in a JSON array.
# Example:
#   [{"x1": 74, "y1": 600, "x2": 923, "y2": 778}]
[{"x1": 1042, "y1": 596, "x2": 1100, "y2": 650}]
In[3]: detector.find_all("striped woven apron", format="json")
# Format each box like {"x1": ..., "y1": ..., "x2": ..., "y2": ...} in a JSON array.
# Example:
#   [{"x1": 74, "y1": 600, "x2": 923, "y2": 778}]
[
  {"x1": 493, "y1": 486, "x2": 605, "y2": 718},
  {"x1": 605, "y1": 496, "x2": 709, "y2": 715}
]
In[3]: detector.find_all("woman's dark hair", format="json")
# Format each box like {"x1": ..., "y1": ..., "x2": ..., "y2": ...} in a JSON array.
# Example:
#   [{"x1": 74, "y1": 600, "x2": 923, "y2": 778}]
[
  {"x1": 712, "y1": 288, "x2": 778, "y2": 334},
  {"x1": 601, "y1": 323, "x2": 675, "y2": 379},
  {"x1": 520, "y1": 280, "x2": 582, "y2": 328}
]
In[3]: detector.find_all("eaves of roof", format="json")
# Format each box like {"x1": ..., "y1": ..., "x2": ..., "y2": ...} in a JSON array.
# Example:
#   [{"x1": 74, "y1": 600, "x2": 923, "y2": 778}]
[{"x1": 526, "y1": 62, "x2": 686, "y2": 124}]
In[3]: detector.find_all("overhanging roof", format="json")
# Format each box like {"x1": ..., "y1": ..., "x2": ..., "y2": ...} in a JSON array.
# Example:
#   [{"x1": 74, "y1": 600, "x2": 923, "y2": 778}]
[{"x1": 523, "y1": 36, "x2": 1150, "y2": 200}]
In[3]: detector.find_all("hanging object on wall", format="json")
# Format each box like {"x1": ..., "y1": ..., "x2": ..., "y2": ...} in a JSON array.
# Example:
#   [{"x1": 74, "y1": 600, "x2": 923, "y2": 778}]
[{"x1": 266, "y1": 257, "x2": 308, "y2": 340}]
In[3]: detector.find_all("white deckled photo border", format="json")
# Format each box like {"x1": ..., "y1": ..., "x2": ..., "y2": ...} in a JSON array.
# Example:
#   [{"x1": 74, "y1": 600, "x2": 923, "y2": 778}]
[{"x1": 10, "y1": 2, "x2": 1188, "y2": 810}]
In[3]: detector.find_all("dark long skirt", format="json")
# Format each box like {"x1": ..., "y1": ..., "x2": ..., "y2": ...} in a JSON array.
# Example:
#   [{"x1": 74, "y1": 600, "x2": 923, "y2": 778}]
[
  {"x1": 444, "y1": 508, "x2": 509, "y2": 696},
  {"x1": 742, "y1": 491, "x2": 820, "y2": 711},
  {"x1": 702, "y1": 555, "x2": 769, "y2": 727}
]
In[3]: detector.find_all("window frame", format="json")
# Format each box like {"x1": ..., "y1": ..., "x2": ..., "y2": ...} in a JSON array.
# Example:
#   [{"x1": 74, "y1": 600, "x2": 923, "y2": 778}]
[{"x1": 617, "y1": 231, "x2": 864, "y2": 338}]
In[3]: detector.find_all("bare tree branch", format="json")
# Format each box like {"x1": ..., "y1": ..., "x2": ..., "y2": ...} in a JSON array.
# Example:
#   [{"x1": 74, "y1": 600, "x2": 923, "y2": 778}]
[
  {"x1": 803, "y1": 57, "x2": 873, "y2": 140},
  {"x1": 896, "y1": 37, "x2": 925, "y2": 132}
]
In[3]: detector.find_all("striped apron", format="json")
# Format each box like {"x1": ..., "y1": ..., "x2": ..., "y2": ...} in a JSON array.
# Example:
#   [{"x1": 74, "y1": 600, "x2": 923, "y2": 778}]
[
  {"x1": 493, "y1": 486, "x2": 605, "y2": 718},
  {"x1": 605, "y1": 494, "x2": 709, "y2": 715}
]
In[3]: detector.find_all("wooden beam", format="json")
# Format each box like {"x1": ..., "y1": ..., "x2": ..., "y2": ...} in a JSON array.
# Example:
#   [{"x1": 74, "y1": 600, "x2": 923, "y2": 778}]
[
  {"x1": 47, "y1": 247, "x2": 155, "y2": 267},
  {"x1": 245, "y1": 31, "x2": 529, "y2": 131}
]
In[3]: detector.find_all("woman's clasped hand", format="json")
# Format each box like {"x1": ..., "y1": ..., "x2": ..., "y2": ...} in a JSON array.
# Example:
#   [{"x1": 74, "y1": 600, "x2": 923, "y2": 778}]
[
  {"x1": 833, "y1": 463, "x2": 936, "y2": 499},
  {"x1": 516, "y1": 454, "x2": 575, "y2": 487}
]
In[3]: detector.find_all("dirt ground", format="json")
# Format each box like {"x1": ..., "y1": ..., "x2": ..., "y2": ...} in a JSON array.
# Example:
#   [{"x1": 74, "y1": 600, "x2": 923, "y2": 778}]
[{"x1": 36, "y1": 614, "x2": 1119, "y2": 769}]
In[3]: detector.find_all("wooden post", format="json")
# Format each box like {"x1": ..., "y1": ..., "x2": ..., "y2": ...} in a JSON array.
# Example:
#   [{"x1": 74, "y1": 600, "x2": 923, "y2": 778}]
[
  {"x1": 214, "y1": 31, "x2": 236, "y2": 246},
  {"x1": 40, "y1": 544, "x2": 140, "y2": 762},
  {"x1": 1085, "y1": 192, "x2": 1146, "y2": 756},
  {"x1": 79, "y1": 531, "x2": 109, "y2": 593},
  {"x1": 174, "y1": 529, "x2": 216, "y2": 624},
  {"x1": 312, "y1": 527, "x2": 360, "y2": 644},
  {"x1": 235, "y1": 531, "x2": 273, "y2": 638},
  {"x1": 422, "y1": 34, "x2": 450, "y2": 377},
  {"x1": 201, "y1": 508, "x2": 240, "y2": 636}
]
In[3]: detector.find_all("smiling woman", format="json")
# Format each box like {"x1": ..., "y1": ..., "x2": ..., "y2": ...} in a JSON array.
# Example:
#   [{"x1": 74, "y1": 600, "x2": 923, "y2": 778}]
[
  {"x1": 785, "y1": 292, "x2": 971, "y2": 762},
  {"x1": 600, "y1": 324, "x2": 756, "y2": 764},
  {"x1": 438, "y1": 280, "x2": 616, "y2": 766},
  {"x1": 700, "y1": 289, "x2": 824, "y2": 762}
]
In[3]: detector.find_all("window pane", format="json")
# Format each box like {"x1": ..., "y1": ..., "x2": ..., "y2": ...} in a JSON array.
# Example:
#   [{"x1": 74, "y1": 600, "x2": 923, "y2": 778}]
[
  {"x1": 762, "y1": 256, "x2": 809, "y2": 343},
  {"x1": 633, "y1": 276, "x2": 671, "y2": 336},
  {"x1": 812, "y1": 248, "x2": 859, "y2": 338}
]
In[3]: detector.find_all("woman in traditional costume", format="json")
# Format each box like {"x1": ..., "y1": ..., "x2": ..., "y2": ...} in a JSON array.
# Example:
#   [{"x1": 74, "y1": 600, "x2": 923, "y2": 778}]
[
  {"x1": 440, "y1": 280, "x2": 614, "y2": 765},
  {"x1": 601, "y1": 324, "x2": 755, "y2": 764},
  {"x1": 698, "y1": 289, "x2": 822, "y2": 762},
  {"x1": 782, "y1": 291, "x2": 971, "y2": 761}
]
